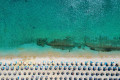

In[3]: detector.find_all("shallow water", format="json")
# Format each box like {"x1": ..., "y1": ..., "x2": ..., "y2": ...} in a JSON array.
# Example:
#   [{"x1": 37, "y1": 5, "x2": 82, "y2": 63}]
[{"x1": 0, "y1": 0, "x2": 120, "y2": 54}]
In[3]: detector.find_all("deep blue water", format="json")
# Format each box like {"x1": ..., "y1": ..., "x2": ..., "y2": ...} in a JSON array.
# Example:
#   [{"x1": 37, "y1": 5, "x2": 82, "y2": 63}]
[{"x1": 0, "y1": 0, "x2": 120, "y2": 53}]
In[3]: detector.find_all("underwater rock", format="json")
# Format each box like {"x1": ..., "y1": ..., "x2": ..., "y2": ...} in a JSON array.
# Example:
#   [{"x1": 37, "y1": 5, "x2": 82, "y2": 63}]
[
  {"x1": 47, "y1": 37, "x2": 76, "y2": 51},
  {"x1": 86, "y1": 43, "x2": 120, "y2": 52},
  {"x1": 37, "y1": 38, "x2": 48, "y2": 47}
]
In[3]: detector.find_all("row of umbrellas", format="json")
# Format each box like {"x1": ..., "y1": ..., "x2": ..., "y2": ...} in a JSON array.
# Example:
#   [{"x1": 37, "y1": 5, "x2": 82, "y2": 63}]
[
  {"x1": 0, "y1": 77, "x2": 120, "y2": 80},
  {"x1": 0, "y1": 61, "x2": 119, "y2": 67},
  {"x1": 0, "y1": 71, "x2": 119, "y2": 76},
  {"x1": 0, "y1": 66, "x2": 120, "y2": 71}
]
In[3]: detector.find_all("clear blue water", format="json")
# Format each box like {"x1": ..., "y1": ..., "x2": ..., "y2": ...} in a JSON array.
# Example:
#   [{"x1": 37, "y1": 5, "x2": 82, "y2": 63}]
[{"x1": 0, "y1": 0, "x2": 120, "y2": 54}]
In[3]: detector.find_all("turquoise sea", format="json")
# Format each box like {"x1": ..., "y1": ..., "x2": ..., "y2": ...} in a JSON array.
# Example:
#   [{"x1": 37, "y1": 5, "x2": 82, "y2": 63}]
[{"x1": 0, "y1": 0, "x2": 120, "y2": 56}]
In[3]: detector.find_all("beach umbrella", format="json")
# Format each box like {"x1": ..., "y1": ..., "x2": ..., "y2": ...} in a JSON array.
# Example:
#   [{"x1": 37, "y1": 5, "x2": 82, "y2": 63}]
[
  {"x1": 64, "y1": 66, "x2": 67, "y2": 70},
  {"x1": 55, "y1": 77, "x2": 57, "y2": 80},
  {"x1": 13, "y1": 72, "x2": 17, "y2": 75},
  {"x1": 40, "y1": 77, "x2": 43, "y2": 80},
  {"x1": 111, "y1": 73, "x2": 115, "y2": 76},
  {"x1": 35, "y1": 66, "x2": 38, "y2": 70},
  {"x1": 73, "y1": 66, "x2": 76, "y2": 70},
  {"x1": 115, "y1": 63, "x2": 119, "y2": 66},
  {"x1": 45, "y1": 77, "x2": 48, "y2": 80},
  {"x1": 20, "y1": 66, "x2": 24, "y2": 70},
  {"x1": 79, "y1": 78, "x2": 82, "y2": 80},
  {"x1": 57, "y1": 72, "x2": 60, "y2": 75},
  {"x1": 0, "y1": 72, "x2": 1, "y2": 76},
  {"x1": 59, "y1": 77, "x2": 63, "y2": 80},
  {"x1": 111, "y1": 62, "x2": 114, "y2": 66},
  {"x1": 106, "y1": 73, "x2": 110, "y2": 76},
  {"x1": 108, "y1": 67, "x2": 112, "y2": 71},
  {"x1": 118, "y1": 67, "x2": 120, "y2": 71},
  {"x1": 88, "y1": 67, "x2": 91, "y2": 70},
  {"x1": 59, "y1": 66, "x2": 62, "y2": 70},
  {"x1": 47, "y1": 72, "x2": 50, "y2": 75},
  {"x1": 103, "y1": 67, "x2": 107, "y2": 71},
  {"x1": 100, "y1": 73, "x2": 104, "y2": 76},
  {"x1": 85, "y1": 72, "x2": 89, "y2": 76},
  {"x1": 33, "y1": 62, "x2": 36, "y2": 66},
  {"x1": 30, "y1": 67, "x2": 33, "y2": 70},
  {"x1": 3, "y1": 62, "x2": 6, "y2": 66},
  {"x1": 8, "y1": 72, "x2": 11, "y2": 76},
  {"x1": 85, "y1": 61, "x2": 89, "y2": 66},
  {"x1": 66, "y1": 72, "x2": 69, "y2": 75},
  {"x1": 83, "y1": 66, "x2": 86, "y2": 70},
  {"x1": 11, "y1": 78, "x2": 14, "y2": 80},
  {"x1": 84, "y1": 78, "x2": 87, "y2": 80},
  {"x1": 104, "y1": 62, "x2": 109, "y2": 66},
  {"x1": 113, "y1": 67, "x2": 117, "y2": 71},
  {"x1": 71, "y1": 72, "x2": 74, "y2": 75},
  {"x1": 53, "y1": 72, "x2": 55, "y2": 75},
  {"x1": 3, "y1": 72, "x2": 7, "y2": 76},
  {"x1": 24, "y1": 72, "x2": 26, "y2": 75},
  {"x1": 38, "y1": 62, "x2": 41, "y2": 66},
  {"x1": 45, "y1": 66, "x2": 48, "y2": 70},
  {"x1": 43, "y1": 61, "x2": 45, "y2": 65},
  {"x1": 11, "y1": 66, "x2": 14, "y2": 70},
  {"x1": 76, "y1": 72, "x2": 79, "y2": 75},
  {"x1": 0, "y1": 62, "x2": 2, "y2": 66},
  {"x1": 90, "y1": 61, "x2": 94, "y2": 66},
  {"x1": 66, "y1": 62, "x2": 69, "y2": 66},
  {"x1": 71, "y1": 62, "x2": 74, "y2": 66},
  {"x1": 93, "y1": 66, "x2": 96, "y2": 71},
  {"x1": 42, "y1": 72, "x2": 45, "y2": 75},
  {"x1": 21, "y1": 77, "x2": 24, "y2": 80},
  {"x1": 1, "y1": 67, "x2": 4, "y2": 70},
  {"x1": 28, "y1": 62, "x2": 31, "y2": 66},
  {"x1": 89, "y1": 77, "x2": 93, "y2": 80},
  {"x1": 38, "y1": 72, "x2": 41, "y2": 75},
  {"x1": 19, "y1": 61, "x2": 22, "y2": 66},
  {"x1": 18, "y1": 72, "x2": 21, "y2": 75},
  {"x1": 13, "y1": 61, "x2": 16, "y2": 66},
  {"x1": 80, "y1": 62, "x2": 84, "y2": 66},
  {"x1": 16, "y1": 66, "x2": 19, "y2": 70},
  {"x1": 104, "y1": 78, "x2": 107, "y2": 80},
  {"x1": 96, "y1": 73, "x2": 99, "y2": 76},
  {"x1": 78, "y1": 66, "x2": 81, "y2": 70},
  {"x1": 61, "y1": 62, "x2": 64, "y2": 66},
  {"x1": 91, "y1": 73, "x2": 95, "y2": 76},
  {"x1": 6, "y1": 78, "x2": 9, "y2": 80},
  {"x1": 28, "y1": 72, "x2": 31, "y2": 75},
  {"x1": 98, "y1": 67, "x2": 101, "y2": 71},
  {"x1": 54, "y1": 66, "x2": 58, "y2": 70},
  {"x1": 95, "y1": 62, "x2": 99, "y2": 66},
  {"x1": 8, "y1": 62, "x2": 11, "y2": 66},
  {"x1": 98, "y1": 78, "x2": 102, "y2": 80},
  {"x1": 26, "y1": 77, "x2": 29, "y2": 80},
  {"x1": 100, "y1": 62, "x2": 104, "y2": 66},
  {"x1": 68, "y1": 66, "x2": 71, "y2": 70},
  {"x1": 61, "y1": 72, "x2": 64, "y2": 75},
  {"x1": 69, "y1": 77, "x2": 72, "y2": 80},
  {"x1": 74, "y1": 77, "x2": 77, "y2": 80},
  {"x1": 40, "y1": 66, "x2": 43, "y2": 70},
  {"x1": 116, "y1": 73, "x2": 119, "y2": 76},
  {"x1": 94, "y1": 78, "x2": 97, "y2": 80},
  {"x1": 33, "y1": 72, "x2": 36, "y2": 75},
  {"x1": 81, "y1": 72, "x2": 84, "y2": 76},
  {"x1": 52, "y1": 62, "x2": 54, "y2": 66},
  {"x1": 6, "y1": 66, "x2": 9, "y2": 70},
  {"x1": 75, "y1": 62, "x2": 79, "y2": 66},
  {"x1": 49, "y1": 66, "x2": 52, "y2": 70},
  {"x1": 47, "y1": 62, "x2": 50, "y2": 65},
  {"x1": 57, "y1": 62, "x2": 60, "y2": 66},
  {"x1": 50, "y1": 77, "x2": 53, "y2": 80},
  {"x1": 64, "y1": 77, "x2": 67, "y2": 80}
]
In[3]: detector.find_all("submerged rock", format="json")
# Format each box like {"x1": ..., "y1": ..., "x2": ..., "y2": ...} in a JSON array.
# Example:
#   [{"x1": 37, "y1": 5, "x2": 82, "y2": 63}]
[
  {"x1": 86, "y1": 43, "x2": 120, "y2": 52},
  {"x1": 37, "y1": 38, "x2": 47, "y2": 47},
  {"x1": 47, "y1": 37, "x2": 76, "y2": 51}
]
